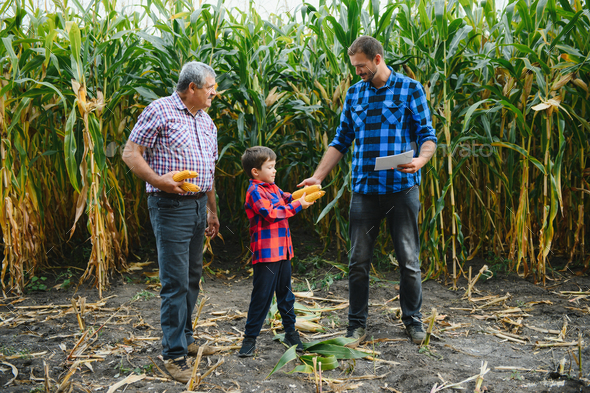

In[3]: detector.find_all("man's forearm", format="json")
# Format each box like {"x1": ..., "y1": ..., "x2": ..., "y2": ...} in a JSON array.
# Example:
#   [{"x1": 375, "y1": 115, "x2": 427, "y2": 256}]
[
  {"x1": 122, "y1": 141, "x2": 160, "y2": 187},
  {"x1": 418, "y1": 140, "x2": 436, "y2": 163},
  {"x1": 206, "y1": 186, "x2": 217, "y2": 216},
  {"x1": 313, "y1": 146, "x2": 344, "y2": 182}
]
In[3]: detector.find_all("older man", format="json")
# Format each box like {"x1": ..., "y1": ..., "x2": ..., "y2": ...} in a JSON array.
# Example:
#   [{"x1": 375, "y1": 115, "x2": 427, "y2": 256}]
[
  {"x1": 299, "y1": 36, "x2": 437, "y2": 346},
  {"x1": 123, "y1": 61, "x2": 220, "y2": 383}
]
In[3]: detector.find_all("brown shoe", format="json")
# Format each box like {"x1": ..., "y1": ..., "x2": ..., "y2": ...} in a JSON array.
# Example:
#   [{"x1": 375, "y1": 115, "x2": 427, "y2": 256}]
[
  {"x1": 164, "y1": 356, "x2": 192, "y2": 383},
  {"x1": 187, "y1": 341, "x2": 217, "y2": 356}
]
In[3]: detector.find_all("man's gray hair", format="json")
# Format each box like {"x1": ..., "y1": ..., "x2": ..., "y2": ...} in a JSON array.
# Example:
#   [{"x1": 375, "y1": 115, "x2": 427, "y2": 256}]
[{"x1": 176, "y1": 61, "x2": 216, "y2": 92}]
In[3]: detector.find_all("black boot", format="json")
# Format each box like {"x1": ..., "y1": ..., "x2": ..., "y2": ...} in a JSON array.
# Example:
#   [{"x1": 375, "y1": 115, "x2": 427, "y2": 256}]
[
  {"x1": 238, "y1": 336, "x2": 256, "y2": 357},
  {"x1": 283, "y1": 330, "x2": 304, "y2": 352}
]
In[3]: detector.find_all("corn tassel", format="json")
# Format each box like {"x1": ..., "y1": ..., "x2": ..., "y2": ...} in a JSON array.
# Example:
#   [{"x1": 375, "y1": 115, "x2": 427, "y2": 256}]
[{"x1": 292, "y1": 185, "x2": 321, "y2": 200}]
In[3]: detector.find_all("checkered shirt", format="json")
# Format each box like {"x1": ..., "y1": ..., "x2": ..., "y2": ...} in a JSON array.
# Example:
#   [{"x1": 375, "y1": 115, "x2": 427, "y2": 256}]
[
  {"x1": 244, "y1": 180, "x2": 303, "y2": 264},
  {"x1": 128, "y1": 92, "x2": 218, "y2": 194},
  {"x1": 329, "y1": 66, "x2": 437, "y2": 194}
]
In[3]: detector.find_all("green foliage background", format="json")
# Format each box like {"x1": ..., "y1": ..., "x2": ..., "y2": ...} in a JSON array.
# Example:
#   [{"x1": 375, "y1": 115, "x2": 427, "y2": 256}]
[{"x1": 1, "y1": 0, "x2": 589, "y2": 293}]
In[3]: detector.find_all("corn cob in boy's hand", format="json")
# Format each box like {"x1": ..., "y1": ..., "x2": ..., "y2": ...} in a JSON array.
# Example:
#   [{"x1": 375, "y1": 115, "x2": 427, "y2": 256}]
[
  {"x1": 173, "y1": 170, "x2": 200, "y2": 193},
  {"x1": 291, "y1": 185, "x2": 321, "y2": 200}
]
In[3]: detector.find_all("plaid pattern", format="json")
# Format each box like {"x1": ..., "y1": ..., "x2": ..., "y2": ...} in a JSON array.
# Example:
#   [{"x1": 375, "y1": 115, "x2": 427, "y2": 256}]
[
  {"x1": 329, "y1": 66, "x2": 437, "y2": 194},
  {"x1": 245, "y1": 180, "x2": 303, "y2": 264},
  {"x1": 128, "y1": 92, "x2": 218, "y2": 194}
]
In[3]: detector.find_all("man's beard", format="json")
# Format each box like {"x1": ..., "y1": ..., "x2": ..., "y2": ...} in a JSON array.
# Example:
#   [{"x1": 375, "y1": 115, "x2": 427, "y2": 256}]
[{"x1": 363, "y1": 66, "x2": 377, "y2": 82}]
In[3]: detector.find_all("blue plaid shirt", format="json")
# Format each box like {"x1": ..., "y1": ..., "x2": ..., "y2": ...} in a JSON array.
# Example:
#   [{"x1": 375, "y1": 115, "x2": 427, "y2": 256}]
[{"x1": 329, "y1": 67, "x2": 437, "y2": 194}]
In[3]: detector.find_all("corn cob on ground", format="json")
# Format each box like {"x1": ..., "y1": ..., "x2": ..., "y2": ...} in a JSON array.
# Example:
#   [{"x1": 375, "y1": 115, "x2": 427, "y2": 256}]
[
  {"x1": 292, "y1": 185, "x2": 321, "y2": 200},
  {"x1": 173, "y1": 170, "x2": 198, "y2": 182},
  {"x1": 304, "y1": 190, "x2": 325, "y2": 202}
]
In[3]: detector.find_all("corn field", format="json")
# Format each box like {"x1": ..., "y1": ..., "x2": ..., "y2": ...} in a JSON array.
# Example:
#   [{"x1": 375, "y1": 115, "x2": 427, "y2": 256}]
[{"x1": 1, "y1": 0, "x2": 589, "y2": 294}]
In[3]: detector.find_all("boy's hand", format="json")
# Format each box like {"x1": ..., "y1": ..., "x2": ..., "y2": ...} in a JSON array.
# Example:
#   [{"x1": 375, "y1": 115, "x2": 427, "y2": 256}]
[{"x1": 299, "y1": 192, "x2": 315, "y2": 210}]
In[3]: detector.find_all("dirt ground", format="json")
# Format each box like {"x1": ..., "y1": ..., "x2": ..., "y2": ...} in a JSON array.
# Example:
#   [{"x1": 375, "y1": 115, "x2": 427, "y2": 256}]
[{"x1": 1, "y1": 226, "x2": 590, "y2": 393}]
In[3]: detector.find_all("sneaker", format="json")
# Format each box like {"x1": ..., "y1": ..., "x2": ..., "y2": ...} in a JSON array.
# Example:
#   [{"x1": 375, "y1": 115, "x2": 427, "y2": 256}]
[
  {"x1": 406, "y1": 323, "x2": 426, "y2": 344},
  {"x1": 344, "y1": 327, "x2": 366, "y2": 348},
  {"x1": 283, "y1": 331, "x2": 304, "y2": 352},
  {"x1": 164, "y1": 356, "x2": 192, "y2": 383},
  {"x1": 187, "y1": 341, "x2": 217, "y2": 356},
  {"x1": 238, "y1": 337, "x2": 256, "y2": 357}
]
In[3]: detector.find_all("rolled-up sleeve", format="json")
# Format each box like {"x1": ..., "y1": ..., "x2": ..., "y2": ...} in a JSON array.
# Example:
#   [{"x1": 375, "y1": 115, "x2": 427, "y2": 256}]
[
  {"x1": 409, "y1": 83, "x2": 437, "y2": 147},
  {"x1": 328, "y1": 92, "x2": 355, "y2": 155}
]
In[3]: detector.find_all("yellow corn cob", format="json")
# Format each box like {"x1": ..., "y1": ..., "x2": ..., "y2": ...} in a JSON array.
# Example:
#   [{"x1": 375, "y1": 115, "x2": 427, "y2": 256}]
[
  {"x1": 304, "y1": 190, "x2": 325, "y2": 202},
  {"x1": 173, "y1": 170, "x2": 198, "y2": 182},
  {"x1": 292, "y1": 185, "x2": 321, "y2": 200},
  {"x1": 181, "y1": 183, "x2": 201, "y2": 193}
]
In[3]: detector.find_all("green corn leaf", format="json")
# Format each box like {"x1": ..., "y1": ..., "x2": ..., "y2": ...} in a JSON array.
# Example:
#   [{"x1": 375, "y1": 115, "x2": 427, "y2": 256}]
[
  {"x1": 304, "y1": 344, "x2": 367, "y2": 359},
  {"x1": 266, "y1": 345, "x2": 298, "y2": 379},
  {"x1": 64, "y1": 101, "x2": 80, "y2": 193},
  {"x1": 68, "y1": 21, "x2": 81, "y2": 61},
  {"x1": 300, "y1": 354, "x2": 339, "y2": 370}
]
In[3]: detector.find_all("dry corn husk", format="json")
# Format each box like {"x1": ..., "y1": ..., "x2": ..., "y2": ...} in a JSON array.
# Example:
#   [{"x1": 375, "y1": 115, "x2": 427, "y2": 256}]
[
  {"x1": 550, "y1": 73, "x2": 573, "y2": 91},
  {"x1": 265, "y1": 86, "x2": 288, "y2": 107},
  {"x1": 296, "y1": 319, "x2": 325, "y2": 332},
  {"x1": 314, "y1": 80, "x2": 331, "y2": 103},
  {"x1": 292, "y1": 185, "x2": 322, "y2": 200},
  {"x1": 573, "y1": 77, "x2": 588, "y2": 92}
]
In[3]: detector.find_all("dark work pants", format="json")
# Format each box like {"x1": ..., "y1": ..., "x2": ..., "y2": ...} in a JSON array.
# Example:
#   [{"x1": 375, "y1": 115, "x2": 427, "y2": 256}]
[
  {"x1": 148, "y1": 194, "x2": 207, "y2": 359},
  {"x1": 348, "y1": 187, "x2": 423, "y2": 328},
  {"x1": 244, "y1": 259, "x2": 296, "y2": 337}
]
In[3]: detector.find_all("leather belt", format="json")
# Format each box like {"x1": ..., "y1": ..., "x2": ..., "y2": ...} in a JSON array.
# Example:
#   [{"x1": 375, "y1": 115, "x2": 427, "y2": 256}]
[{"x1": 148, "y1": 191, "x2": 206, "y2": 200}]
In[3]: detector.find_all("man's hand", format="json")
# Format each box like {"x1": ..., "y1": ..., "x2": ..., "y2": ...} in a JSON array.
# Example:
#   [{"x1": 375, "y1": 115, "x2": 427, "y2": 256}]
[
  {"x1": 297, "y1": 176, "x2": 322, "y2": 188},
  {"x1": 298, "y1": 192, "x2": 315, "y2": 210},
  {"x1": 205, "y1": 212, "x2": 220, "y2": 238},
  {"x1": 396, "y1": 157, "x2": 428, "y2": 174},
  {"x1": 155, "y1": 171, "x2": 187, "y2": 194}
]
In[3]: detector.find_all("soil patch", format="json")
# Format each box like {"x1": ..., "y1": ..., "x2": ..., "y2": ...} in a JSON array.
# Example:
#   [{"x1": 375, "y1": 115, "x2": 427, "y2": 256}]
[{"x1": 1, "y1": 228, "x2": 589, "y2": 392}]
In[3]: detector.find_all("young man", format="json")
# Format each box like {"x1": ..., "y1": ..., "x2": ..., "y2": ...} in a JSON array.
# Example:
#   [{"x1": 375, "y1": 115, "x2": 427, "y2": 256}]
[
  {"x1": 239, "y1": 146, "x2": 314, "y2": 357},
  {"x1": 298, "y1": 36, "x2": 437, "y2": 346},
  {"x1": 122, "y1": 61, "x2": 220, "y2": 383}
]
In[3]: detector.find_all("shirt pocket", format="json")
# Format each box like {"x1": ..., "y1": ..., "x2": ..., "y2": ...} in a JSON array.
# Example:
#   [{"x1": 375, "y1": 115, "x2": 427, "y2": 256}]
[
  {"x1": 351, "y1": 104, "x2": 368, "y2": 129},
  {"x1": 381, "y1": 100, "x2": 407, "y2": 126},
  {"x1": 166, "y1": 121, "x2": 192, "y2": 152}
]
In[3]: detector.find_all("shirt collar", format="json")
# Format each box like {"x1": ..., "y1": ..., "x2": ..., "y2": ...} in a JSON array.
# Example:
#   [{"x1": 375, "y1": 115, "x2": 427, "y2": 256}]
[
  {"x1": 250, "y1": 179, "x2": 275, "y2": 187},
  {"x1": 365, "y1": 65, "x2": 396, "y2": 91},
  {"x1": 172, "y1": 91, "x2": 204, "y2": 117}
]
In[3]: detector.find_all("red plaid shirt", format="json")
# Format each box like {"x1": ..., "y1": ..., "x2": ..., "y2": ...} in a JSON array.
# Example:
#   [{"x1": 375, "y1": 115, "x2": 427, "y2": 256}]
[
  {"x1": 245, "y1": 180, "x2": 303, "y2": 264},
  {"x1": 128, "y1": 92, "x2": 217, "y2": 194}
]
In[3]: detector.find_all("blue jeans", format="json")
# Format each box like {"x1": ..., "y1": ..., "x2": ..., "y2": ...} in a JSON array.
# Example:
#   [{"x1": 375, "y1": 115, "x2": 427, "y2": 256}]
[
  {"x1": 348, "y1": 187, "x2": 423, "y2": 328},
  {"x1": 148, "y1": 194, "x2": 207, "y2": 359},
  {"x1": 244, "y1": 260, "x2": 296, "y2": 337}
]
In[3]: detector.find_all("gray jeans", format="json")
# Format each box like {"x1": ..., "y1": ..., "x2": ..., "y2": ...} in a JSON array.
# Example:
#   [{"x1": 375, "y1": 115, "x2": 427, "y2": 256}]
[
  {"x1": 348, "y1": 187, "x2": 423, "y2": 328},
  {"x1": 148, "y1": 194, "x2": 207, "y2": 359}
]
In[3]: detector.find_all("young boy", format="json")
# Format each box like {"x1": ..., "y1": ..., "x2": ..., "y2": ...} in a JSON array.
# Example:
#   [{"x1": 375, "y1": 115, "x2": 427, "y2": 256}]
[{"x1": 238, "y1": 146, "x2": 314, "y2": 357}]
